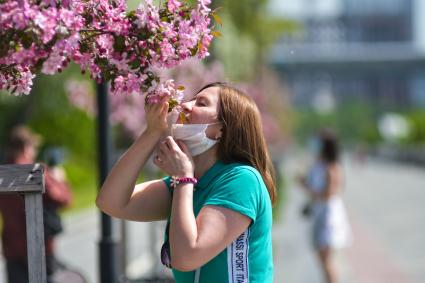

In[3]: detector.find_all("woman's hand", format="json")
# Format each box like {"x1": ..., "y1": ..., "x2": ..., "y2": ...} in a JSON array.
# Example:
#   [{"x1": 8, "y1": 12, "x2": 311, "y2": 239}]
[
  {"x1": 145, "y1": 96, "x2": 169, "y2": 136},
  {"x1": 154, "y1": 136, "x2": 194, "y2": 177}
]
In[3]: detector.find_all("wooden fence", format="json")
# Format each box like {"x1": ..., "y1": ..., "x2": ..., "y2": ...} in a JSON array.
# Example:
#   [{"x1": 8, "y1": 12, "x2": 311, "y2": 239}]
[{"x1": 0, "y1": 163, "x2": 46, "y2": 283}]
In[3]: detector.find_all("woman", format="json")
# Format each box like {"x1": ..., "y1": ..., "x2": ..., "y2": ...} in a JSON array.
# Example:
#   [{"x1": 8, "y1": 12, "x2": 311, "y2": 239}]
[
  {"x1": 298, "y1": 130, "x2": 352, "y2": 283},
  {"x1": 96, "y1": 82, "x2": 276, "y2": 283}
]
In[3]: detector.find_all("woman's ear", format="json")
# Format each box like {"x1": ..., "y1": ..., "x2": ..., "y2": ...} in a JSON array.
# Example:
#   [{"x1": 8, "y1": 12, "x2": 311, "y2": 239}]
[
  {"x1": 206, "y1": 123, "x2": 223, "y2": 140},
  {"x1": 214, "y1": 126, "x2": 223, "y2": 140}
]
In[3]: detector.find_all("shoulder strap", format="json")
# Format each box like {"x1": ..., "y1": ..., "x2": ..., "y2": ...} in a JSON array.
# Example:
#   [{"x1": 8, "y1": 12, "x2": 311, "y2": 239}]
[{"x1": 194, "y1": 268, "x2": 201, "y2": 283}]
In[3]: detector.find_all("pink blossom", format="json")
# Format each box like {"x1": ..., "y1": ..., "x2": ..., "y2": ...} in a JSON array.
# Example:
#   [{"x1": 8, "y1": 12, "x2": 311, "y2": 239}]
[
  {"x1": 145, "y1": 79, "x2": 183, "y2": 105},
  {"x1": 199, "y1": 0, "x2": 212, "y2": 13},
  {"x1": 0, "y1": 66, "x2": 35, "y2": 95},
  {"x1": 42, "y1": 49, "x2": 65, "y2": 74},
  {"x1": 167, "y1": 0, "x2": 182, "y2": 13},
  {"x1": 112, "y1": 73, "x2": 145, "y2": 96},
  {"x1": 0, "y1": 0, "x2": 214, "y2": 97},
  {"x1": 59, "y1": 8, "x2": 84, "y2": 30}
]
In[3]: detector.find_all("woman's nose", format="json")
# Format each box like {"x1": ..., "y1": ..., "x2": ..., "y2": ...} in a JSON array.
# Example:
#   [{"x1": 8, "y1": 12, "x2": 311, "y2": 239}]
[{"x1": 180, "y1": 101, "x2": 192, "y2": 112}]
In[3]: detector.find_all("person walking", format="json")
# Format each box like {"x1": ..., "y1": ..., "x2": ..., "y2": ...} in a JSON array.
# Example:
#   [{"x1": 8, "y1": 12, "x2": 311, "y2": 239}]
[
  {"x1": 0, "y1": 125, "x2": 72, "y2": 283},
  {"x1": 298, "y1": 129, "x2": 352, "y2": 283},
  {"x1": 96, "y1": 82, "x2": 276, "y2": 283}
]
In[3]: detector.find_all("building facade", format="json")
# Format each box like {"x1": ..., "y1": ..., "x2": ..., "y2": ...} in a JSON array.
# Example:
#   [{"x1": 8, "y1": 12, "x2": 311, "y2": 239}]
[{"x1": 269, "y1": 0, "x2": 425, "y2": 112}]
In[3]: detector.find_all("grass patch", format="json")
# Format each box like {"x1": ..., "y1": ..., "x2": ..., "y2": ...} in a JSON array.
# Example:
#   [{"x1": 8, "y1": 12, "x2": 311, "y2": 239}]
[{"x1": 63, "y1": 158, "x2": 98, "y2": 213}]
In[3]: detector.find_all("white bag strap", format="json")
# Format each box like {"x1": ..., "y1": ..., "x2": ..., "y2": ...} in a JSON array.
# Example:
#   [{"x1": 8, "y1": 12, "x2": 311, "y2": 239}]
[{"x1": 194, "y1": 268, "x2": 201, "y2": 283}]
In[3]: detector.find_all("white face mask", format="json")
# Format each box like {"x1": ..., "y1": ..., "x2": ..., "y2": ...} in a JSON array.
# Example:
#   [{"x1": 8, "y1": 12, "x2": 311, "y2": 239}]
[{"x1": 171, "y1": 123, "x2": 220, "y2": 156}]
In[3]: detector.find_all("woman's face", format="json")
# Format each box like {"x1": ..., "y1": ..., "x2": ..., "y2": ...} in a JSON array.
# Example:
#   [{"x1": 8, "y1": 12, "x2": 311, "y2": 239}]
[
  {"x1": 180, "y1": 86, "x2": 222, "y2": 138},
  {"x1": 180, "y1": 86, "x2": 220, "y2": 124}
]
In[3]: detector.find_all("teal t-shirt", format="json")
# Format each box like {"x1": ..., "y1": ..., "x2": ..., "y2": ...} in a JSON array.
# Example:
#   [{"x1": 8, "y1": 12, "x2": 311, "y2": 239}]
[{"x1": 163, "y1": 161, "x2": 273, "y2": 283}]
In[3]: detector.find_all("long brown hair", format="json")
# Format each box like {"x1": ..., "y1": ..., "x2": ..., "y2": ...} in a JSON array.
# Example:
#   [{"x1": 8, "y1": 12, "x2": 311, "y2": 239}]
[{"x1": 198, "y1": 82, "x2": 277, "y2": 206}]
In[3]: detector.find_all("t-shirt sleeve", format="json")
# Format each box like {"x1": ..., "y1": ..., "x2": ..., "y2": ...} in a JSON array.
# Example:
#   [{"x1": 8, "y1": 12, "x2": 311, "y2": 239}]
[
  {"x1": 203, "y1": 167, "x2": 261, "y2": 222},
  {"x1": 162, "y1": 176, "x2": 172, "y2": 194}
]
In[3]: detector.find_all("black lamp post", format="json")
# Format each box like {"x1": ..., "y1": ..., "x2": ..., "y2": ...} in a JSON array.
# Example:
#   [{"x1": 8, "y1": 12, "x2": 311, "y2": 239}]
[{"x1": 96, "y1": 82, "x2": 119, "y2": 283}]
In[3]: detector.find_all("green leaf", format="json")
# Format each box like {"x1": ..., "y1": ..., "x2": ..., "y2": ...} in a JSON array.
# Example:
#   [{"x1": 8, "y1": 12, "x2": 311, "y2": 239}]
[
  {"x1": 168, "y1": 98, "x2": 179, "y2": 112},
  {"x1": 85, "y1": 14, "x2": 93, "y2": 25},
  {"x1": 94, "y1": 57, "x2": 108, "y2": 68},
  {"x1": 79, "y1": 41, "x2": 89, "y2": 53},
  {"x1": 211, "y1": 12, "x2": 223, "y2": 26},
  {"x1": 34, "y1": 59, "x2": 44, "y2": 72},
  {"x1": 113, "y1": 36, "x2": 126, "y2": 52},
  {"x1": 102, "y1": 69, "x2": 113, "y2": 82},
  {"x1": 129, "y1": 59, "x2": 140, "y2": 70},
  {"x1": 211, "y1": 31, "x2": 222, "y2": 38},
  {"x1": 21, "y1": 31, "x2": 34, "y2": 49}
]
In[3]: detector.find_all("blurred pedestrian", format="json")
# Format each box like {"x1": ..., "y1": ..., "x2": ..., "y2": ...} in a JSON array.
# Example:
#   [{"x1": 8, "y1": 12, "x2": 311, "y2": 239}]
[
  {"x1": 0, "y1": 125, "x2": 72, "y2": 283},
  {"x1": 96, "y1": 83, "x2": 276, "y2": 282},
  {"x1": 297, "y1": 129, "x2": 352, "y2": 283}
]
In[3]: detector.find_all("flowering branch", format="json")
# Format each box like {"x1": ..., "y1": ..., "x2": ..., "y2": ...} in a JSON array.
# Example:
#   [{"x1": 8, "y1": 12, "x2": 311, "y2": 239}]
[{"x1": 0, "y1": 0, "x2": 217, "y2": 108}]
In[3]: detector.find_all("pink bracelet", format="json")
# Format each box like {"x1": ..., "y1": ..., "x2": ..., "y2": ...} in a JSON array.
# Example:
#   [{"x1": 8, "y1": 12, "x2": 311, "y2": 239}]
[{"x1": 171, "y1": 176, "x2": 198, "y2": 189}]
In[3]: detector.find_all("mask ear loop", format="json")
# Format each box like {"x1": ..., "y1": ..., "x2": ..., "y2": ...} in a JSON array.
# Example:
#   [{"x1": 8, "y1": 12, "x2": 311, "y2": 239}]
[{"x1": 206, "y1": 122, "x2": 223, "y2": 140}]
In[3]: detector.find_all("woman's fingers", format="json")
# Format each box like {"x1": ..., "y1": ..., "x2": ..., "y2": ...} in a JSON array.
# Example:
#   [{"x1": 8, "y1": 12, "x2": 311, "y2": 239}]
[
  {"x1": 145, "y1": 96, "x2": 167, "y2": 114},
  {"x1": 154, "y1": 146, "x2": 167, "y2": 168},
  {"x1": 177, "y1": 140, "x2": 192, "y2": 157},
  {"x1": 157, "y1": 144, "x2": 168, "y2": 160},
  {"x1": 153, "y1": 154, "x2": 164, "y2": 168},
  {"x1": 159, "y1": 138, "x2": 172, "y2": 152},
  {"x1": 164, "y1": 136, "x2": 182, "y2": 152},
  {"x1": 145, "y1": 98, "x2": 170, "y2": 134}
]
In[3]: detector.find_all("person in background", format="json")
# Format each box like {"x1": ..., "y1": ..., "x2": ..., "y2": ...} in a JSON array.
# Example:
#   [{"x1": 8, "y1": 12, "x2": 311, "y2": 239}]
[
  {"x1": 0, "y1": 125, "x2": 72, "y2": 283},
  {"x1": 297, "y1": 129, "x2": 352, "y2": 283}
]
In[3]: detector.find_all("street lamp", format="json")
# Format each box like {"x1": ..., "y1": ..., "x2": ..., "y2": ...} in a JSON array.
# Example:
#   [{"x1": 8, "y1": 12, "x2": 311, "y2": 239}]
[{"x1": 96, "y1": 82, "x2": 119, "y2": 283}]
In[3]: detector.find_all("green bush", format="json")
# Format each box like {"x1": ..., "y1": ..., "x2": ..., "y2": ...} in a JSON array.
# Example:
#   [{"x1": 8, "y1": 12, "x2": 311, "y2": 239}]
[
  {"x1": 293, "y1": 101, "x2": 380, "y2": 144},
  {"x1": 405, "y1": 110, "x2": 425, "y2": 144}
]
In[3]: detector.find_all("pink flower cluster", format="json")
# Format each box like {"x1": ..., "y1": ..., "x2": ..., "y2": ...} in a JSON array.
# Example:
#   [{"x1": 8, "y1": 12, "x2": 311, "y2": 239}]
[
  {"x1": 0, "y1": 0, "x2": 216, "y2": 102},
  {"x1": 144, "y1": 79, "x2": 184, "y2": 107}
]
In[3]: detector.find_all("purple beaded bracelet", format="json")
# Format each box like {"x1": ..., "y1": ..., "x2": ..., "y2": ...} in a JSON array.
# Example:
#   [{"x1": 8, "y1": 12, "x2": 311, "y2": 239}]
[{"x1": 170, "y1": 176, "x2": 198, "y2": 189}]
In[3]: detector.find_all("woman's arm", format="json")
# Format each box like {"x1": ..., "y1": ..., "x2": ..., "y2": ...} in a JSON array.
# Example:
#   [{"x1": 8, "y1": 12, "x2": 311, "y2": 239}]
[
  {"x1": 96, "y1": 98, "x2": 172, "y2": 221},
  {"x1": 170, "y1": 188, "x2": 251, "y2": 271}
]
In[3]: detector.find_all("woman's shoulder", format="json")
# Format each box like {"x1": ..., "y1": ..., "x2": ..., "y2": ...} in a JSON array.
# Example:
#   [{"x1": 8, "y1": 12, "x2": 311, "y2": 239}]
[
  {"x1": 222, "y1": 162, "x2": 261, "y2": 176},
  {"x1": 219, "y1": 162, "x2": 264, "y2": 186}
]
